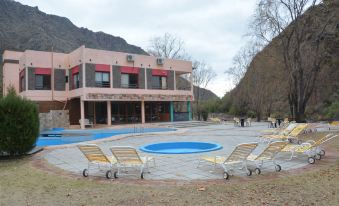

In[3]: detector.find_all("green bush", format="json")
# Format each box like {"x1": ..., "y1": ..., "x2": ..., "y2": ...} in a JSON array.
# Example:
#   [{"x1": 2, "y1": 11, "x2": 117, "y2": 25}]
[
  {"x1": 0, "y1": 87, "x2": 39, "y2": 156},
  {"x1": 325, "y1": 101, "x2": 339, "y2": 119}
]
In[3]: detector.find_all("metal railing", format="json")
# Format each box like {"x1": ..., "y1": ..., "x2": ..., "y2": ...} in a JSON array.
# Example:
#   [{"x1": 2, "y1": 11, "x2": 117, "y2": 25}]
[
  {"x1": 151, "y1": 85, "x2": 168, "y2": 90},
  {"x1": 121, "y1": 83, "x2": 138, "y2": 89},
  {"x1": 95, "y1": 81, "x2": 110, "y2": 88}
]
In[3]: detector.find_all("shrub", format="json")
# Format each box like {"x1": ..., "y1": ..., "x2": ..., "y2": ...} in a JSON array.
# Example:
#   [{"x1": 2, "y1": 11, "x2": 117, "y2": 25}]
[
  {"x1": 0, "y1": 87, "x2": 39, "y2": 156},
  {"x1": 325, "y1": 101, "x2": 339, "y2": 120}
]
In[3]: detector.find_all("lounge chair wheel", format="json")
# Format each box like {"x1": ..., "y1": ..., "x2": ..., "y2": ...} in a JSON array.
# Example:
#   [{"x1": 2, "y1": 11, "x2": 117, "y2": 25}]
[
  {"x1": 254, "y1": 168, "x2": 261, "y2": 175},
  {"x1": 114, "y1": 171, "x2": 118, "y2": 178},
  {"x1": 319, "y1": 150, "x2": 325, "y2": 157},
  {"x1": 82, "y1": 169, "x2": 89, "y2": 177},
  {"x1": 308, "y1": 157, "x2": 315, "y2": 164},
  {"x1": 106, "y1": 170, "x2": 113, "y2": 179},
  {"x1": 223, "y1": 172, "x2": 230, "y2": 180},
  {"x1": 141, "y1": 172, "x2": 144, "y2": 179},
  {"x1": 315, "y1": 154, "x2": 321, "y2": 160},
  {"x1": 246, "y1": 169, "x2": 252, "y2": 176},
  {"x1": 275, "y1": 165, "x2": 282, "y2": 172}
]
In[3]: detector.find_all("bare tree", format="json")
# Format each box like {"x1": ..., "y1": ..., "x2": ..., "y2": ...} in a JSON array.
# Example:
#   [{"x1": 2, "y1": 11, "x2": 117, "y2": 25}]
[
  {"x1": 225, "y1": 41, "x2": 262, "y2": 85},
  {"x1": 147, "y1": 33, "x2": 189, "y2": 60},
  {"x1": 192, "y1": 60, "x2": 217, "y2": 119},
  {"x1": 250, "y1": 0, "x2": 335, "y2": 122}
]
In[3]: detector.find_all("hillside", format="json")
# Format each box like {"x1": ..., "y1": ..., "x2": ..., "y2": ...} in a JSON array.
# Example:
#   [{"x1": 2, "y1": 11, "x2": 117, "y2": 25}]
[
  {"x1": 0, "y1": 0, "x2": 219, "y2": 101},
  {"x1": 229, "y1": 1, "x2": 339, "y2": 120},
  {"x1": 0, "y1": 0, "x2": 147, "y2": 55}
]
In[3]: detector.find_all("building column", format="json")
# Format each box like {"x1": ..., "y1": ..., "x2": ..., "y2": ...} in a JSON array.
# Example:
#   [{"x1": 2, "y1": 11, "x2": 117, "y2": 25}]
[
  {"x1": 141, "y1": 100, "x2": 145, "y2": 124},
  {"x1": 107, "y1": 101, "x2": 111, "y2": 126},
  {"x1": 187, "y1": 101, "x2": 192, "y2": 121},
  {"x1": 170, "y1": 101, "x2": 174, "y2": 122},
  {"x1": 80, "y1": 100, "x2": 85, "y2": 129}
]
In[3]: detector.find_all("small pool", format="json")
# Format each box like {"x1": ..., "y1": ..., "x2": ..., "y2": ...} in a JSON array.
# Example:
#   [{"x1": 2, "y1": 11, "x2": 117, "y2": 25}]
[
  {"x1": 37, "y1": 128, "x2": 176, "y2": 146},
  {"x1": 139, "y1": 142, "x2": 223, "y2": 154}
]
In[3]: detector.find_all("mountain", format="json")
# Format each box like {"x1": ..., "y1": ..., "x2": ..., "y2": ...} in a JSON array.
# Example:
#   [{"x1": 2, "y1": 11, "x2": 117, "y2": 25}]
[
  {"x1": 0, "y1": 0, "x2": 147, "y2": 55},
  {"x1": 0, "y1": 0, "x2": 219, "y2": 101},
  {"x1": 229, "y1": 1, "x2": 339, "y2": 120}
]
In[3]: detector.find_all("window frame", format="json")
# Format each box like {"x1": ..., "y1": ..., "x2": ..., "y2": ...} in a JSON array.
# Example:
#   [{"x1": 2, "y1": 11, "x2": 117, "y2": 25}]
[{"x1": 34, "y1": 74, "x2": 51, "y2": 90}]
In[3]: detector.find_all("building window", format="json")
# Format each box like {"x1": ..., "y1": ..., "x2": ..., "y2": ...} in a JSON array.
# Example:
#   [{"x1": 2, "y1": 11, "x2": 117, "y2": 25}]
[
  {"x1": 95, "y1": 72, "x2": 110, "y2": 87},
  {"x1": 73, "y1": 73, "x2": 80, "y2": 89},
  {"x1": 151, "y1": 76, "x2": 167, "y2": 89},
  {"x1": 35, "y1": 74, "x2": 51, "y2": 90},
  {"x1": 121, "y1": 73, "x2": 138, "y2": 88},
  {"x1": 20, "y1": 76, "x2": 25, "y2": 92}
]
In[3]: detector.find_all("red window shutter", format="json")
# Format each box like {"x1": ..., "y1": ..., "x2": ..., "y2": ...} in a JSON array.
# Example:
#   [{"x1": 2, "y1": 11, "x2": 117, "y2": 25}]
[
  {"x1": 35, "y1": 68, "x2": 51, "y2": 75},
  {"x1": 152, "y1": 69, "x2": 168, "y2": 76},
  {"x1": 120, "y1": 66, "x2": 139, "y2": 74},
  {"x1": 95, "y1": 64, "x2": 110, "y2": 72},
  {"x1": 72, "y1": 66, "x2": 79, "y2": 74}
]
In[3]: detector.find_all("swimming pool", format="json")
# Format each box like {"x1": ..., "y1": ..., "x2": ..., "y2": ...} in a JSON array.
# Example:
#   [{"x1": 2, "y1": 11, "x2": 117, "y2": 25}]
[
  {"x1": 139, "y1": 141, "x2": 223, "y2": 154},
  {"x1": 37, "y1": 127, "x2": 176, "y2": 146}
]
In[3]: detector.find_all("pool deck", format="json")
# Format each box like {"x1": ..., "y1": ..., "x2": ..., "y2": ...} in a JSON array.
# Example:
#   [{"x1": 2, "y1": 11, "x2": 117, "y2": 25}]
[{"x1": 43, "y1": 122, "x2": 312, "y2": 181}]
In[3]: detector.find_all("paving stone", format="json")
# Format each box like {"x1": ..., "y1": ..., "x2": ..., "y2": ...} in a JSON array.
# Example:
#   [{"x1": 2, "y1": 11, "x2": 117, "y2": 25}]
[{"x1": 43, "y1": 122, "x2": 309, "y2": 180}]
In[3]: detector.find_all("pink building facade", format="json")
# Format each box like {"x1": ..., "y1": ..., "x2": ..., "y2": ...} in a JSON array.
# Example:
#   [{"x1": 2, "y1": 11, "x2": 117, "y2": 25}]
[{"x1": 2, "y1": 46, "x2": 193, "y2": 129}]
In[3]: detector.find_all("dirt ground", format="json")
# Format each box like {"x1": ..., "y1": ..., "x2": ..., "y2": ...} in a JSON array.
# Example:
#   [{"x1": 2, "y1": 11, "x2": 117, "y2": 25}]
[{"x1": 1, "y1": 136, "x2": 339, "y2": 206}]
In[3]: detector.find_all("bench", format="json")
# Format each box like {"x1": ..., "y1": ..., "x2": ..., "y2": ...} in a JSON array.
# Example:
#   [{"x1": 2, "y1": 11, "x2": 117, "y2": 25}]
[{"x1": 79, "y1": 119, "x2": 94, "y2": 128}]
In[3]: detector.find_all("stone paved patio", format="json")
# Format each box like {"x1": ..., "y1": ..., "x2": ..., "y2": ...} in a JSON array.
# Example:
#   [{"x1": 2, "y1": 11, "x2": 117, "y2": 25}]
[{"x1": 43, "y1": 122, "x2": 309, "y2": 180}]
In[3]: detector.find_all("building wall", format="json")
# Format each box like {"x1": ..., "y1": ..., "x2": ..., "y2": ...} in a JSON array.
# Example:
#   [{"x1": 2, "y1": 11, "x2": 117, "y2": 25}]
[
  {"x1": 2, "y1": 63, "x2": 20, "y2": 95},
  {"x1": 54, "y1": 69, "x2": 66, "y2": 91},
  {"x1": 85, "y1": 63, "x2": 96, "y2": 87},
  {"x1": 68, "y1": 98, "x2": 81, "y2": 125},
  {"x1": 168, "y1": 70, "x2": 175, "y2": 90},
  {"x1": 138, "y1": 68, "x2": 145, "y2": 89},
  {"x1": 146, "y1": 68, "x2": 152, "y2": 89},
  {"x1": 27, "y1": 67, "x2": 35, "y2": 90},
  {"x1": 112, "y1": 65, "x2": 121, "y2": 88},
  {"x1": 36, "y1": 101, "x2": 65, "y2": 113}
]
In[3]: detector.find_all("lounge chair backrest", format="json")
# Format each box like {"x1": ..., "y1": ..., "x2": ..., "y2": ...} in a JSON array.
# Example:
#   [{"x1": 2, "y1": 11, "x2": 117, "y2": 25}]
[
  {"x1": 289, "y1": 123, "x2": 308, "y2": 137},
  {"x1": 314, "y1": 133, "x2": 338, "y2": 146},
  {"x1": 255, "y1": 141, "x2": 288, "y2": 160},
  {"x1": 77, "y1": 144, "x2": 110, "y2": 163},
  {"x1": 110, "y1": 146, "x2": 142, "y2": 164},
  {"x1": 225, "y1": 143, "x2": 258, "y2": 163}
]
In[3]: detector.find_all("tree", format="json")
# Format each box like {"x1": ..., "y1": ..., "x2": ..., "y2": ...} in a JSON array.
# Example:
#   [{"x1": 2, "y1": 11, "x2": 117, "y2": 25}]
[
  {"x1": 250, "y1": 0, "x2": 335, "y2": 122},
  {"x1": 192, "y1": 60, "x2": 217, "y2": 120},
  {"x1": 147, "y1": 33, "x2": 189, "y2": 60},
  {"x1": 225, "y1": 41, "x2": 262, "y2": 85},
  {"x1": 0, "y1": 86, "x2": 39, "y2": 156}
]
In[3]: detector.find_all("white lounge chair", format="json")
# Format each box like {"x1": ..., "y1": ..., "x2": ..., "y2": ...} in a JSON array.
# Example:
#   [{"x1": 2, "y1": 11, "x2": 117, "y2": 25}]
[
  {"x1": 110, "y1": 146, "x2": 155, "y2": 179},
  {"x1": 77, "y1": 144, "x2": 116, "y2": 179}
]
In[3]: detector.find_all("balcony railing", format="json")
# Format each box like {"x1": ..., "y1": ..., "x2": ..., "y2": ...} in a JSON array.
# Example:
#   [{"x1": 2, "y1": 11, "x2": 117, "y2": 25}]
[
  {"x1": 151, "y1": 85, "x2": 168, "y2": 90},
  {"x1": 95, "y1": 81, "x2": 110, "y2": 88},
  {"x1": 121, "y1": 83, "x2": 138, "y2": 89}
]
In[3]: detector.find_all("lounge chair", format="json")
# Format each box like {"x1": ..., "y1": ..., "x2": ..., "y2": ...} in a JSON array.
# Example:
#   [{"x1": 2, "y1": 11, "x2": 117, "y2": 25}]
[
  {"x1": 233, "y1": 117, "x2": 240, "y2": 127},
  {"x1": 282, "y1": 133, "x2": 338, "y2": 164},
  {"x1": 77, "y1": 144, "x2": 116, "y2": 179},
  {"x1": 247, "y1": 141, "x2": 288, "y2": 174},
  {"x1": 261, "y1": 123, "x2": 308, "y2": 143},
  {"x1": 79, "y1": 118, "x2": 93, "y2": 128},
  {"x1": 246, "y1": 118, "x2": 252, "y2": 127},
  {"x1": 109, "y1": 146, "x2": 155, "y2": 179},
  {"x1": 198, "y1": 142, "x2": 258, "y2": 180}
]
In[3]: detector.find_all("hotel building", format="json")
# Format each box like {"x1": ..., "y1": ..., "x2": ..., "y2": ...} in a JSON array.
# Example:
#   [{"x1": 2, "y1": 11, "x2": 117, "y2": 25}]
[{"x1": 2, "y1": 46, "x2": 193, "y2": 129}]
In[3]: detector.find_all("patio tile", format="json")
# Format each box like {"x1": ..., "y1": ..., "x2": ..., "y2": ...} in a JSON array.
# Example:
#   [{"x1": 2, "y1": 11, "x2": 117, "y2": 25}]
[{"x1": 43, "y1": 123, "x2": 310, "y2": 181}]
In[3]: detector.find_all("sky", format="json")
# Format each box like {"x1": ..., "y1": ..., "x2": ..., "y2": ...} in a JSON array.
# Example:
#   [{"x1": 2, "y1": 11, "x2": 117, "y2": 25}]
[{"x1": 16, "y1": 0, "x2": 258, "y2": 97}]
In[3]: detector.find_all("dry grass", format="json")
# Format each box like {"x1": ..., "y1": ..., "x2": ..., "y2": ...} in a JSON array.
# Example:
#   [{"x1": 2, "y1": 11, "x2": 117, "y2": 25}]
[{"x1": 1, "y1": 136, "x2": 339, "y2": 206}]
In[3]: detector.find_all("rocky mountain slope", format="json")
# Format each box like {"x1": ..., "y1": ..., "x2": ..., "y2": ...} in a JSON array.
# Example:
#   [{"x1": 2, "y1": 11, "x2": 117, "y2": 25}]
[
  {"x1": 0, "y1": 0, "x2": 219, "y2": 100},
  {"x1": 229, "y1": 1, "x2": 339, "y2": 119}
]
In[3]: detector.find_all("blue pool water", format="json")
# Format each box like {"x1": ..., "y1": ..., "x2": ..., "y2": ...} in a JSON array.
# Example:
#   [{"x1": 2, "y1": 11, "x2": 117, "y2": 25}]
[
  {"x1": 140, "y1": 142, "x2": 223, "y2": 154},
  {"x1": 36, "y1": 128, "x2": 176, "y2": 146}
]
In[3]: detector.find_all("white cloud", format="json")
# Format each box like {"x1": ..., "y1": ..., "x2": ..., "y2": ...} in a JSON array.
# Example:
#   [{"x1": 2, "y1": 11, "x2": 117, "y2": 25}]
[{"x1": 16, "y1": 0, "x2": 257, "y2": 97}]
